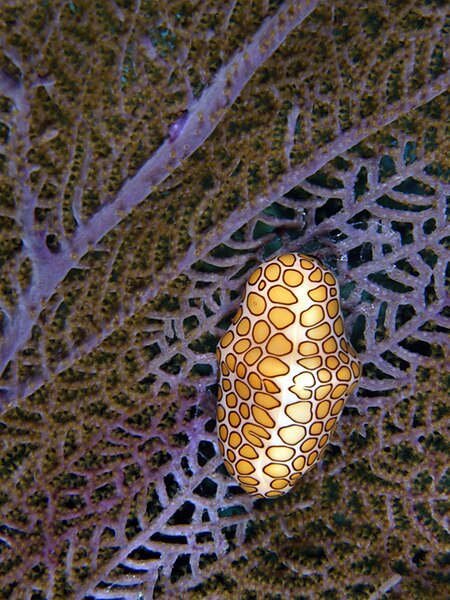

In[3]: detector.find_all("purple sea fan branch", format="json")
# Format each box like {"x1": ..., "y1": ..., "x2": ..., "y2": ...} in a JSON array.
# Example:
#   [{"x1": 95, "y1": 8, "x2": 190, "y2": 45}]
[
  {"x1": 0, "y1": 0, "x2": 318, "y2": 384},
  {"x1": 1, "y1": 70, "x2": 448, "y2": 409},
  {"x1": 178, "y1": 72, "x2": 450, "y2": 270}
]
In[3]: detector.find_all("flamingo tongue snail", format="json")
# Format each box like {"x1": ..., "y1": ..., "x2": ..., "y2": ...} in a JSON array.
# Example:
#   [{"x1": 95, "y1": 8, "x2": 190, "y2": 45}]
[{"x1": 216, "y1": 253, "x2": 362, "y2": 498}]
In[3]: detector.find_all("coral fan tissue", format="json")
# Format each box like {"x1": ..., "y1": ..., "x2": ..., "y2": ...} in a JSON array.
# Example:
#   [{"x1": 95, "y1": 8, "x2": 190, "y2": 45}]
[{"x1": 0, "y1": 0, "x2": 448, "y2": 598}]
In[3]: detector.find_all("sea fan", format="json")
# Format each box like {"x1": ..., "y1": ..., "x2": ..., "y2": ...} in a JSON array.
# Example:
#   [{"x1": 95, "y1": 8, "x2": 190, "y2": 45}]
[{"x1": 0, "y1": 1, "x2": 448, "y2": 598}]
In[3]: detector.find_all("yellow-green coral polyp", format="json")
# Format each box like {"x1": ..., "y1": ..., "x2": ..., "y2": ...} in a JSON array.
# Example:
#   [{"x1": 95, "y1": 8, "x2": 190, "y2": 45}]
[{"x1": 216, "y1": 253, "x2": 361, "y2": 498}]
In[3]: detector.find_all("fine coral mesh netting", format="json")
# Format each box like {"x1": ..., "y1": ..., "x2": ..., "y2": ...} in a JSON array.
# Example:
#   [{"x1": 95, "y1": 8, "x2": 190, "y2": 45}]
[{"x1": 0, "y1": 0, "x2": 448, "y2": 598}]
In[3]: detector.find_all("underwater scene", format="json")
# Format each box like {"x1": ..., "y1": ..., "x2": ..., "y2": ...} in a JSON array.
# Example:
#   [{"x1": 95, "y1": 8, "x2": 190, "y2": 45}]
[{"x1": 0, "y1": 1, "x2": 448, "y2": 598}]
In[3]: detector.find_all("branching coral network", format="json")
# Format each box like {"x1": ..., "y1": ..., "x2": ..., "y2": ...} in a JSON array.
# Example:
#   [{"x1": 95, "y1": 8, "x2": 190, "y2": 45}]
[{"x1": 0, "y1": 0, "x2": 448, "y2": 598}]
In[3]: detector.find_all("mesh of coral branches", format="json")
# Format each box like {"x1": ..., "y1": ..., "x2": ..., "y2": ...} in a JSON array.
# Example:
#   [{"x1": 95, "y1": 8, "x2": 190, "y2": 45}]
[{"x1": 0, "y1": 0, "x2": 448, "y2": 598}]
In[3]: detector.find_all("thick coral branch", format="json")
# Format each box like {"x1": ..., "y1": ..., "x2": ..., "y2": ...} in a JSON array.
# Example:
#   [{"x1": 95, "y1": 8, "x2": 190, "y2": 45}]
[
  {"x1": 0, "y1": 0, "x2": 318, "y2": 384},
  {"x1": 2, "y1": 75, "x2": 447, "y2": 407}
]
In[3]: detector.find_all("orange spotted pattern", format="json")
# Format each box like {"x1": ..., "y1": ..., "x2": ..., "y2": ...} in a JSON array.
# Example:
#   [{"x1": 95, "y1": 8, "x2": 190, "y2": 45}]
[{"x1": 216, "y1": 253, "x2": 362, "y2": 498}]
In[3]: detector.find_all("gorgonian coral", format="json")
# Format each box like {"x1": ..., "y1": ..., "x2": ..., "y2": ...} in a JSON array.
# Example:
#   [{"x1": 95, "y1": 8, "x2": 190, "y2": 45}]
[{"x1": 0, "y1": 0, "x2": 448, "y2": 598}]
